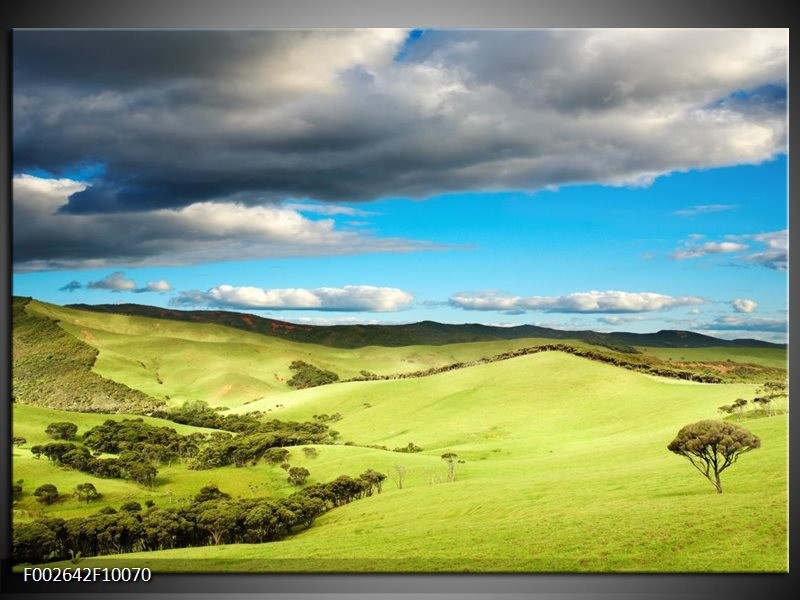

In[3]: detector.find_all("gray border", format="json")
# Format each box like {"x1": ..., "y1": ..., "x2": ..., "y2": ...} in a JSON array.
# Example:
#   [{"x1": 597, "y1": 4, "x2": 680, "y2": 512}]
[{"x1": 0, "y1": 1, "x2": 793, "y2": 598}]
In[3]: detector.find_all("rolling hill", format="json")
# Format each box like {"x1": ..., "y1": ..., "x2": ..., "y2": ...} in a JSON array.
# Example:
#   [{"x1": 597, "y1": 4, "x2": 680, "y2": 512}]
[
  {"x1": 67, "y1": 301, "x2": 785, "y2": 350},
  {"x1": 11, "y1": 297, "x2": 788, "y2": 572}
]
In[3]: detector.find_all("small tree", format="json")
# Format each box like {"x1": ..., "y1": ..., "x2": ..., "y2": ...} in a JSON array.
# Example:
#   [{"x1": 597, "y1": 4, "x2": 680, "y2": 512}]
[
  {"x1": 287, "y1": 466, "x2": 310, "y2": 486},
  {"x1": 45, "y1": 422, "x2": 78, "y2": 440},
  {"x1": 302, "y1": 447, "x2": 319, "y2": 459},
  {"x1": 120, "y1": 501, "x2": 143, "y2": 512},
  {"x1": 441, "y1": 452, "x2": 458, "y2": 482},
  {"x1": 393, "y1": 464, "x2": 408, "y2": 489},
  {"x1": 11, "y1": 436, "x2": 26, "y2": 448},
  {"x1": 74, "y1": 482, "x2": 101, "y2": 503},
  {"x1": 667, "y1": 420, "x2": 760, "y2": 494},
  {"x1": 33, "y1": 483, "x2": 59, "y2": 505},
  {"x1": 731, "y1": 398, "x2": 748, "y2": 420},
  {"x1": 753, "y1": 380, "x2": 787, "y2": 417},
  {"x1": 717, "y1": 405, "x2": 733, "y2": 418}
]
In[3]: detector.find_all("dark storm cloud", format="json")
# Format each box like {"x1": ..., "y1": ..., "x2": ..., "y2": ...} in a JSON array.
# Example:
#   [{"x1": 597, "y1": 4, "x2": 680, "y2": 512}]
[{"x1": 12, "y1": 29, "x2": 787, "y2": 268}]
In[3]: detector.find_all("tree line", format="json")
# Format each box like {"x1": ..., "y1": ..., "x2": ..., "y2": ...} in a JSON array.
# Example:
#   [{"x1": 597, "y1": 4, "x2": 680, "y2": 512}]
[
  {"x1": 14, "y1": 470, "x2": 386, "y2": 566},
  {"x1": 344, "y1": 344, "x2": 725, "y2": 384}
]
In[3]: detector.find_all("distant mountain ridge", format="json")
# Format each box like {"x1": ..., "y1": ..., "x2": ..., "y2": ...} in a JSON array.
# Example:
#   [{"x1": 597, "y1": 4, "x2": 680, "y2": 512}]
[{"x1": 63, "y1": 301, "x2": 785, "y2": 350}]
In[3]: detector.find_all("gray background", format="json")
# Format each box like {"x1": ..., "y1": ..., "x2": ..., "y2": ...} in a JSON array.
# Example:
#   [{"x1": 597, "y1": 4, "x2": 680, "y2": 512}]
[{"x1": 0, "y1": 1, "x2": 793, "y2": 598}]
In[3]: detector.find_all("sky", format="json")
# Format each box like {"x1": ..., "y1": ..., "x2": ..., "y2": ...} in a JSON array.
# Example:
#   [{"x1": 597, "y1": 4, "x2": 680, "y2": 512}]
[{"x1": 12, "y1": 29, "x2": 788, "y2": 342}]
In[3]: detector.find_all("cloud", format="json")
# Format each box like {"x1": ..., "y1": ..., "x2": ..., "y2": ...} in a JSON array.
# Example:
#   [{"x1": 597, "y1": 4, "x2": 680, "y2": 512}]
[
  {"x1": 672, "y1": 204, "x2": 735, "y2": 216},
  {"x1": 449, "y1": 290, "x2": 705, "y2": 314},
  {"x1": 699, "y1": 315, "x2": 786, "y2": 333},
  {"x1": 12, "y1": 175, "x2": 441, "y2": 271},
  {"x1": 284, "y1": 203, "x2": 376, "y2": 217},
  {"x1": 87, "y1": 271, "x2": 137, "y2": 292},
  {"x1": 172, "y1": 284, "x2": 414, "y2": 312},
  {"x1": 671, "y1": 229, "x2": 786, "y2": 270},
  {"x1": 742, "y1": 229, "x2": 787, "y2": 270},
  {"x1": 597, "y1": 315, "x2": 649, "y2": 326},
  {"x1": 81, "y1": 271, "x2": 173, "y2": 293},
  {"x1": 671, "y1": 240, "x2": 749, "y2": 260},
  {"x1": 731, "y1": 298, "x2": 758, "y2": 313},
  {"x1": 13, "y1": 29, "x2": 786, "y2": 220},
  {"x1": 59, "y1": 280, "x2": 82, "y2": 292},
  {"x1": 137, "y1": 280, "x2": 174, "y2": 293}
]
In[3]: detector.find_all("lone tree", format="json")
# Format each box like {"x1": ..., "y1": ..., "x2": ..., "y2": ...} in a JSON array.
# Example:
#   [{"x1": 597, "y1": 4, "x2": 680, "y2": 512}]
[
  {"x1": 667, "y1": 420, "x2": 760, "y2": 494},
  {"x1": 731, "y1": 398, "x2": 749, "y2": 420},
  {"x1": 33, "y1": 483, "x2": 59, "y2": 505},
  {"x1": 74, "y1": 482, "x2": 101, "y2": 503},
  {"x1": 287, "y1": 466, "x2": 310, "y2": 486},
  {"x1": 441, "y1": 452, "x2": 458, "y2": 482},
  {"x1": 45, "y1": 422, "x2": 78, "y2": 440}
]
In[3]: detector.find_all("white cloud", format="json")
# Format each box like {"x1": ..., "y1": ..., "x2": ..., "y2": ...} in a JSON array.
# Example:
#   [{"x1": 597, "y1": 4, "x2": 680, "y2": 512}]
[
  {"x1": 672, "y1": 204, "x2": 736, "y2": 216},
  {"x1": 597, "y1": 315, "x2": 649, "y2": 326},
  {"x1": 87, "y1": 271, "x2": 137, "y2": 292},
  {"x1": 12, "y1": 175, "x2": 441, "y2": 271},
  {"x1": 731, "y1": 298, "x2": 758, "y2": 313},
  {"x1": 699, "y1": 315, "x2": 786, "y2": 333},
  {"x1": 84, "y1": 271, "x2": 174, "y2": 293},
  {"x1": 284, "y1": 203, "x2": 376, "y2": 217},
  {"x1": 173, "y1": 284, "x2": 414, "y2": 312},
  {"x1": 449, "y1": 290, "x2": 705, "y2": 314},
  {"x1": 671, "y1": 241, "x2": 749, "y2": 260},
  {"x1": 670, "y1": 229, "x2": 786, "y2": 270},
  {"x1": 743, "y1": 229, "x2": 787, "y2": 270},
  {"x1": 140, "y1": 280, "x2": 174, "y2": 293}
]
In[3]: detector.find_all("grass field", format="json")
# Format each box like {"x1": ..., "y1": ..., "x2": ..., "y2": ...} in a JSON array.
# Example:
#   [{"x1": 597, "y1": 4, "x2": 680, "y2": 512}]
[{"x1": 12, "y1": 302, "x2": 788, "y2": 572}]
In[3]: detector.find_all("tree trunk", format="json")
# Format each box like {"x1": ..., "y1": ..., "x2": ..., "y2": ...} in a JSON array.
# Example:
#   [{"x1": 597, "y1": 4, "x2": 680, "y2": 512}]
[{"x1": 714, "y1": 472, "x2": 722, "y2": 494}]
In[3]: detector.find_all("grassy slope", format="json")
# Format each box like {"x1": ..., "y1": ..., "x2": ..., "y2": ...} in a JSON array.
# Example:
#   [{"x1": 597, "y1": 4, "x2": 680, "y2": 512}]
[
  {"x1": 30, "y1": 353, "x2": 787, "y2": 572},
  {"x1": 635, "y1": 346, "x2": 787, "y2": 369},
  {"x1": 27, "y1": 300, "x2": 579, "y2": 408}
]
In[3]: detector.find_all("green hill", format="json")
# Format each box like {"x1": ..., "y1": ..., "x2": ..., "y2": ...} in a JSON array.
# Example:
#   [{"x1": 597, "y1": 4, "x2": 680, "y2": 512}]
[
  {"x1": 67, "y1": 301, "x2": 785, "y2": 350},
  {"x1": 12, "y1": 297, "x2": 163, "y2": 413},
  {"x1": 11, "y1": 298, "x2": 787, "y2": 572},
  {"x1": 18, "y1": 353, "x2": 786, "y2": 572}
]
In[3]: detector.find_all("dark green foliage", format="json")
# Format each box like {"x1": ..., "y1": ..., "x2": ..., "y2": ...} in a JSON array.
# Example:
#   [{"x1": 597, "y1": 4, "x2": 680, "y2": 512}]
[
  {"x1": 265, "y1": 447, "x2": 291, "y2": 465},
  {"x1": 120, "y1": 501, "x2": 143, "y2": 513},
  {"x1": 287, "y1": 466, "x2": 310, "y2": 486},
  {"x1": 74, "y1": 483, "x2": 101, "y2": 503},
  {"x1": 302, "y1": 447, "x2": 319, "y2": 459},
  {"x1": 98, "y1": 506, "x2": 117, "y2": 515},
  {"x1": 667, "y1": 420, "x2": 761, "y2": 493},
  {"x1": 13, "y1": 521, "x2": 60, "y2": 565},
  {"x1": 359, "y1": 469, "x2": 387, "y2": 495},
  {"x1": 12, "y1": 298, "x2": 163, "y2": 413},
  {"x1": 34, "y1": 484, "x2": 59, "y2": 505},
  {"x1": 393, "y1": 442, "x2": 423, "y2": 453},
  {"x1": 13, "y1": 472, "x2": 381, "y2": 564},
  {"x1": 287, "y1": 360, "x2": 339, "y2": 389},
  {"x1": 12, "y1": 436, "x2": 26, "y2": 447},
  {"x1": 194, "y1": 485, "x2": 231, "y2": 504},
  {"x1": 45, "y1": 422, "x2": 78, "y2": 440},
  {"x1": 13, "y1": 480, "x2": 24, "y2": 501}
]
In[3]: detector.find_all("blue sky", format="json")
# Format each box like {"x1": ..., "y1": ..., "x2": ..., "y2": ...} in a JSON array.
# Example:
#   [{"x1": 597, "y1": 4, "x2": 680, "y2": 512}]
[{"x1": 12, "y1": 29, "x2": 788, "y2": 341}]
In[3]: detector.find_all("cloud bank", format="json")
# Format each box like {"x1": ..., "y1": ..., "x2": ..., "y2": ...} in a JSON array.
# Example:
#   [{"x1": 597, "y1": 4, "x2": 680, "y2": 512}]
[
  {"x1": 14, "y1": 29, "x2": 786, "y2": 219},
  {"x1": 449, "y1": 290, "x2": 705, "y2": 314},
  {"x1": 13, "y1": 175, "x2": 439, "y2": 271},
  {"x1": 172, "y1": 284, "x2": 414, "y2": 312}
]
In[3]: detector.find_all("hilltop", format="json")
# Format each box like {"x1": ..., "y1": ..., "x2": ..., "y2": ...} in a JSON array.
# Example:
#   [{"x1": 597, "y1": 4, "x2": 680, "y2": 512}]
[{"x1": 66, "y1": 301, "x2": 784, "y2": 350}]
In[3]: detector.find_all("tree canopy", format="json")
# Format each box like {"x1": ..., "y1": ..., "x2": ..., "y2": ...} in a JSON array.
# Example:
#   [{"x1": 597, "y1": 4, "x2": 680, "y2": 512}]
[{"x1": 667, "y1": 420, "x2": 760, "y2": 493}]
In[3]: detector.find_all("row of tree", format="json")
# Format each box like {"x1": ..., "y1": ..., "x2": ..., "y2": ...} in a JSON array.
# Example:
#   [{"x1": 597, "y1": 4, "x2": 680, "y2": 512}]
[
  {"x1": 14, "y1": 470, "x2": 385, "y2": 565},
  {"x1": 345, "y1": 343, "x2": 724, "y2": 384},
  {"x1": 717, "y1": 380, "x2": 787, "y2": 419}
]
